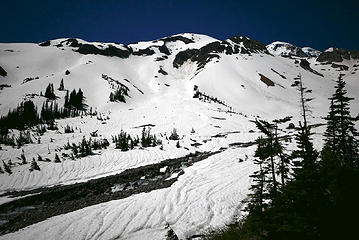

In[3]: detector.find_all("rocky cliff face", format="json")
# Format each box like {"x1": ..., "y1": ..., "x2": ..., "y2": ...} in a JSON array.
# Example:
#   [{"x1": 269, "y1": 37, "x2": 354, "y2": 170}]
[
  {"x1": 266, "y1": 41, "x2": 309, "y2": 58},
  {"x1": 317, "y1": 47, "x2": 359, "y2": 63}
]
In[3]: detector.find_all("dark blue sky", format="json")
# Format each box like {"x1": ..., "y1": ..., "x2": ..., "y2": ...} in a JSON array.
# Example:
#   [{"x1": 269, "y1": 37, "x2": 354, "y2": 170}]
[{"x1": 2, "y1": 0, "x2": 358, "y2": 51}]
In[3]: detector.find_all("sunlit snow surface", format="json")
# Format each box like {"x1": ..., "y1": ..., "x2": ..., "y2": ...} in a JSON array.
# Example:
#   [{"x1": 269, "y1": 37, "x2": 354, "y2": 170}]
[{"x1": 0, "y1": 33, "x2": 358, "y2": 239}]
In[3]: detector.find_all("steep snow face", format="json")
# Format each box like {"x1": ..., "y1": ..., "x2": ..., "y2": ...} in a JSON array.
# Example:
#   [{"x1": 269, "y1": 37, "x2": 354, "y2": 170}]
[
  {"x1": 267, "y1": 41, "x2": 308, "y2": 58},
  {"x1": 302, "y1": 47, "x2": 321, "y2": 57},
  {"x1": 1, "y1": 33, "x2": 359, "y2": 239}
]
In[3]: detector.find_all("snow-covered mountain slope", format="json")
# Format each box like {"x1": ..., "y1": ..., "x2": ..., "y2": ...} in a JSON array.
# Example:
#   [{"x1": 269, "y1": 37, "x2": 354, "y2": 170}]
[
  {"x1": 266, "y1": 41, "x2": 309, "y2": 57},
  {"x1": 302, "y1": 47, "x2": 321, "y2": 57},
  {"x1": 266, "y1": 41, "x2": 323, "y2": 59},
  {"x1": 0, "y1": 33, "x2": 359, "y2": 239}
]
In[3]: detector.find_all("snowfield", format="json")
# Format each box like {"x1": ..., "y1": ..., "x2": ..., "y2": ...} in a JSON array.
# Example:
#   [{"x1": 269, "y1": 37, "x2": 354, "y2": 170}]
[
  {"x1": 1, "y1": 147, "x2": 256, "y2": 240},
  {"x1": 0, "y1": 33, "x2": 358, "y2": 239}
]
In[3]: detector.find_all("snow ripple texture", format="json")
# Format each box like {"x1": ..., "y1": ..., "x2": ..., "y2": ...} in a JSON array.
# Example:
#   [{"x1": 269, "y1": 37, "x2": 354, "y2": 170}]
[{"x1": 0, "y1": 147, "x2": 255, "y2": 240}]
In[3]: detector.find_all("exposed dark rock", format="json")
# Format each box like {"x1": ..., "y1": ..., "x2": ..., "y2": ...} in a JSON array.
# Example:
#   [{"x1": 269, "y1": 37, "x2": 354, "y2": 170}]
[
  {"x1": 268, "y1": 42, "x2": 307, "y2": 57},
  {"x1": 77, "y1": 44, "x2": 131, "y2": 58},
  {"x1": 173, "y1": 49, "x2": 199, "y2": 68},
  {"x1": 351, "y1": 50, "x2": 359, "y2": 59},
  {"x1": 229, "y1": 36, "x2": 269, "y2": 54},
  {"x1": 39, "y1": 40, "x2": 51, "y2": 47},
  {"x1": 65, "y1": 70, "x2": 70, "y2": 75},
  {"x1": 259, "y1": 73, "x2": 275, "y2": 87},
  {"x1": 159, "y1": 44, "x2": 171, "y2": 55},
  {"x1": 61, "y1": 38, "x2": 82, "y2": 48},
  {"x1": 173, "y1": 37, "x2": 268, "y2": 69},
  {"x1": 173, "y1": 42, "x2": 227, "y2": 69},
  {"x1": 331, "y1": 63, "x2": 349, "y2": 71},
  {"x1": 132, "y1": 48, "x2": 155, "y2": 56},
  {"x1": 22, "y1": 77, "x2": 39, "y2": 84},
  {"x1": 155, "y1": 56, "x2": 169, "y2": 61},
  {"x1": 0, "y1": 66, "x2": 7, "y2": 77},
  {"x1": 271, "y1": 68, "x2": 286, "y2": 79},
  {"x1": 299, "y1": 59, "x2": 311, "y2": 69},
  {"x1": 158, "y1": 68, "x2": 168, "y2": 75},
  {"x1": 0, "y1": 84, "x2": 11, "y2": 90},
  {"x1": 77, "y1": 44, "x2": 100, "y2": 55},
  {"x1": 299, "y1": 59, "x2": 324, "y2": 77},
  {"x1": 160, "y1": 35, "x2": 194, "y2": 44},
  {"x1": 133, "y1": 124, "x2": 156, "y2": 129},
  {"x1": 166, "y1": 225, "x2": 179, "y2": 240},
  {"x1": 201, "y1": 41, "x2": 238, "y2": 55},
  {"x1": 317, "y1": 48, "x2": 359, "y2": 63}
]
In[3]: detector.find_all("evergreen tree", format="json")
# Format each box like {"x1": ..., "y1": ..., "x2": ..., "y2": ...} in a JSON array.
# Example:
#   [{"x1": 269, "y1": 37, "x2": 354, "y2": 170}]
[
  {"x1": 64, "y1": 124, "x2": 74, "y2": 133},
  {"x1": 246, "y1": 148, "x2": 267, "y2": 214},
  {"x1": 273, "y1": 117, "x2": 292, "y2": 187},
  {"x1": 0, "y1": 100, "x2": 40, "y2": 130},
  {"x1": 2, "y1": 160, "x2": 11, "y2": 174},
  {"x1": 169, "y1": 128, "x2": 179, "y2": 140},
  {"x1": 291, "y1": 73, "x2": 318, "y2": 175},
  {"x1": 30, "y1": 158, "x2": 40, "y2": 171},
  {"x1": 141, "y1": 127, "x2": 151, "y2": 147},
  {"x1": 58, "y1": 78, "x2": 64, "y2": 90},
  {"x1": 69, "y1": 89, "x2": 77, "y2": 107},
  {"x1": 54, "y1": 153, "x2": 61, "y2": 163},
  {"x1": 76, "y1": 88, "x2": 84, "y2": 110},
  {"x1": 64, "y1": 90, "x2": 69, "y2": 108},
  {"x1": 44, "y1": 83, "x2": 56, "y2": 99},
  {"x1": 115, "y1": 130, "x2": 129, "y2": 151},
  {"x1": 254, "y1": 120, "x2": 281, "y2": 196},
  {"x1": 323, "y1": 74, "x2": 359, "y2": 168},
  {"x1": 67, "y1": 88, "x2": 85, "y2": 110},
  {"x1": 20, "y1": 149, "x2": 27, "y2": 164}
]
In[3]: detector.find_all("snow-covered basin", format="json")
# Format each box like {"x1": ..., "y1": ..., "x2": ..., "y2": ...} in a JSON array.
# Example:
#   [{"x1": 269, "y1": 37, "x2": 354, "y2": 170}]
[{"x1": 0, "y1": 146, "x2": 256, "y2": 240}]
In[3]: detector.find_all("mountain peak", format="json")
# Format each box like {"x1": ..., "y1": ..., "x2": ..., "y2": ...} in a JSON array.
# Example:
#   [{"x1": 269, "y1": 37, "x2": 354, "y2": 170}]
[{"x1": 266, "y1": 41, "x2": 309, "y2": 58}]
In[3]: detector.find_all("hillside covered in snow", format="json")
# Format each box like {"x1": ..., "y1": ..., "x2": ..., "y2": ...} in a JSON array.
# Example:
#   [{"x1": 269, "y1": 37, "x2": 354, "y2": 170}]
[{"x1": 0, "y1": 33, "x2": 359, "y2": 239}]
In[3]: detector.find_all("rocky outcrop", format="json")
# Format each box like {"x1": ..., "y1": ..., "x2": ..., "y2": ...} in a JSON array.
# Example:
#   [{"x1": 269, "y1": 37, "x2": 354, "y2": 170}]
[
  {"x1": 317, "y1": 48, "x2": 359, "y2": 63},
  {"x1": 77, "y1": 44, "x2": 132, "y2": 58},
  {"x1": 173, "y1": 49, "x2": 199, "y2": 68},
  {"x1": 39, "y1": 38, "x2": 132, "y2": 58},
  {"x1": 267, "y1": 41, "x2": 308, "y2": 57},
  {"x1": 132, "y1": 48, "x2": 155, "y2": 56},
  {"x1": 159, "y1": 35, "x2": 194, "y2": 44},
  {"x1": 158, "y1": 68, "x2": 168, "y2": 75},
  {"x1": 61, "y1": 38, "x2": 82, "y2": 47},
  {"x1": 302, "y1": 47, "x2": 321, "y2": 57},
  {"x1": 331, "y1": 63, "x2": 349, "y2": 71},
  {"x1": 299, "y1": 59, "x2": 323, "y2": 77},
  {"x1": 159, "y1": 44, "x2": 171, "y2": 55},
  {"x1": 259, "y1": 73, "x2": 275, "y2": 87},
  {"x1": 0, "y1": 65, "x2": 7, "y2": 77},
  {"x1": 173, "y1": 37, "x2": 268, "y2": 69},
  {"x1": 39, "y1": 40, "x2": 51, "y2": 47},
  {"x1": 229, "y1": 36, "x2": 269, "y2": 54}
]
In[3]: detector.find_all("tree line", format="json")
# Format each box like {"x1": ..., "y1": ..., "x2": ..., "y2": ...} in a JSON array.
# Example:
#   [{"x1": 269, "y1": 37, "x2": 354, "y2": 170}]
[{"x1": 209, "y1": 74, "x2": 359, "y2": 240}]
